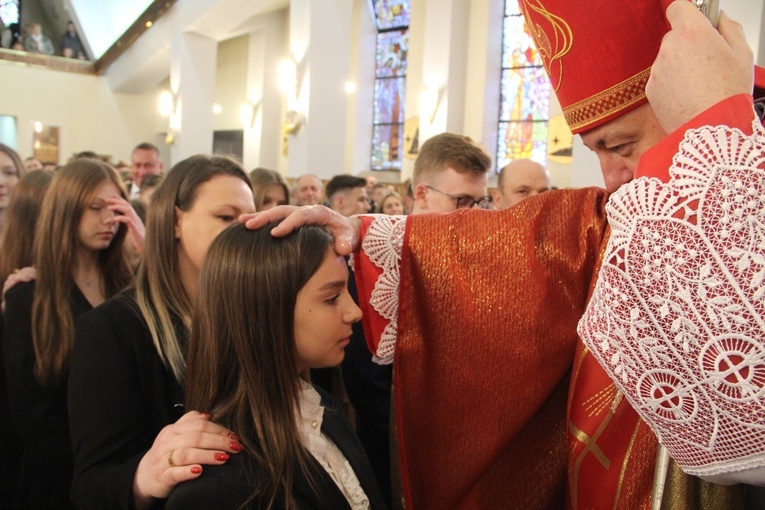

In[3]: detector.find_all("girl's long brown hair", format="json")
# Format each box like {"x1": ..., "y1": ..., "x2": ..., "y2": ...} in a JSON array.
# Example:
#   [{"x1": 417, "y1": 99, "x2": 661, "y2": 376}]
[
  {"x1": 32, "y1": 160, "x2": 132, "y2": 389},
  {"x1": 0, "y1": 170, "x2": 53, "y2": 283},
  {"x1": 186, "y1": 222, "x2": 333, "y2": 508}
]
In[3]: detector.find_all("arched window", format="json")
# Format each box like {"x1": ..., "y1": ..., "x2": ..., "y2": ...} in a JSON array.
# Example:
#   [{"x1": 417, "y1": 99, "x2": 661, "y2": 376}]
[
  {"x1": 370, "y1": 1, "x2": 410, "y2": 171},
  {"x1": 497, "y1": 0, "x2": 550, "y2": 169}
]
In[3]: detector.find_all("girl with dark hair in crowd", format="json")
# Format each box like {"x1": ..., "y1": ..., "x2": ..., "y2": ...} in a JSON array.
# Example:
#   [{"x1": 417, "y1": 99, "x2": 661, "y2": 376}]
[
  {"x1": 69, "y1": 155, "x2": 256, "y2": 509},
  {"x1": 167, "y1": 222, "x2": 386, "y2": 509},
  {"x1": 0, "y1": 169, "x2": 53, "y2": 502},
  {"x1": 0, "y1": 169, "x2": 53, "y2": 296},
  {"x1": 3, "y1": 159, "x2": 134, "y2": 509},
  {"x1": 0, "y1": 143, "x2": 25, "y2": 232}
]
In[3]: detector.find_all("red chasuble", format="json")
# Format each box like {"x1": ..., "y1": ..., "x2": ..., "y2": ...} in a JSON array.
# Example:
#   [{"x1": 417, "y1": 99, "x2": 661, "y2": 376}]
[
  {"x1": 353, "y1": 94, "x2": 764, "y2": 509},
  {"x1": 356, "y1": 188, "x2": 620, "y2": 508}
]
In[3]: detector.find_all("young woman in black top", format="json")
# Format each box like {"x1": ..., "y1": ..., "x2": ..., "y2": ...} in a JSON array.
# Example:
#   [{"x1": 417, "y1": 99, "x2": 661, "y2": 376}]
[
  {"x1": 4, "y1": 159, "x2": 134, "y2": 509},
  {"x1": 0, "y1": 168, "x2": 52, "y2": 503}
]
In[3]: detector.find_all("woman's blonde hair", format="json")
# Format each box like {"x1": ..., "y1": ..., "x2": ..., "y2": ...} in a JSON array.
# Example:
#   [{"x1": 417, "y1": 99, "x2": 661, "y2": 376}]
[
  {"x1": 32, "y1": 160, "x2": 132, "y2": 389},
  {"x1": 375, "y1": 189, "x2": 406, "y2": 214},
  {"x1": 135, "y1": 154, "x2": 251, "y2": 383},
  {"x1": 249, "y1": 168, "x2": 289, "y2": 212},
  {"x1": 186, "y1": 222, "x2": 333, "y2": 508}
]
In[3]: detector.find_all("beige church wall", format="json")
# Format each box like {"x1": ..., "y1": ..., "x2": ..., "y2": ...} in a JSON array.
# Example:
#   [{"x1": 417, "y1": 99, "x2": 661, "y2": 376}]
[
  {"x1": 728, "y1": 0, "x2": 763, "y2": 65},
  {"x1": 282, "y1": 0, "x2": 354, "y2": 181},
  {"x1": 0, "y1": 61, "x2": 163, "y2": 164},
  {"x1": 464, "y1": 0, "x2": 502, "y2": 175}
]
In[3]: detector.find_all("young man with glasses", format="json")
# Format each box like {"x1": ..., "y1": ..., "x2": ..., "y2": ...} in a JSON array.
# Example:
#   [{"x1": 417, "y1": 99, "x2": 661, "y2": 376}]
[{"x1": 410, "y1": 132, "x2": 492, "y2": 214}]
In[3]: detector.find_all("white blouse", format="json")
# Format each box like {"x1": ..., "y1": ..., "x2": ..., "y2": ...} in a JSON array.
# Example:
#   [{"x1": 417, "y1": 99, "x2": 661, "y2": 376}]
[{"x1": 296, "y1": 382, "x2": 370, "y2": 509}]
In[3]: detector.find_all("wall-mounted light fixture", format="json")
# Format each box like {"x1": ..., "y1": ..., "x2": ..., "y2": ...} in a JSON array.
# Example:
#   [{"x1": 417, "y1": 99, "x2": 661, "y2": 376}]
[
  {"x1": 240, "y1": 101, "x2": 261, "y2": 130},
  {"x1": 420, "y1": 85, "x2": 444, "y2": 124},
  {"x1": 278, "y1": 58, "x2": 304, "y2": 135},
  {"x1": 159, "y1": 91, "x2": 179, "y2": 145}
]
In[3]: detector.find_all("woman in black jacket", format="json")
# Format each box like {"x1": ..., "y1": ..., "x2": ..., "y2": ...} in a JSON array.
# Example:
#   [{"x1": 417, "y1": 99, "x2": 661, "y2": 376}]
[{"x1": 68, "y1": 155, "x2": 256, "y2": 509}]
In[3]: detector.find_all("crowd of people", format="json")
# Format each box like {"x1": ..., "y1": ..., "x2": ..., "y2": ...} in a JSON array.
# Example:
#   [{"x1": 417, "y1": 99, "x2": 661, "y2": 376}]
[
  {"x1": 0, "y1": 0, "x2": 763, "y2": 509},
  {"x1": 0, "y1": 120, "x2": 563, "y2": 510},
  {"x1": 0, "y1": 18, "x2": 86, "y2": 59}
]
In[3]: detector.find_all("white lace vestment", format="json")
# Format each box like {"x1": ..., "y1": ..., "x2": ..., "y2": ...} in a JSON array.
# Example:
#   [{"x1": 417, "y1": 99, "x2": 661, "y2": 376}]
[
  {"x1": 356, "y1": 118, "x2": 765, "y2": 482},
  {"x1": 360, "y1": 215, "x2": 407, "y2": 365},
  {"x1": 578, "y1": 116, "x2": 765, "y2": 483}
]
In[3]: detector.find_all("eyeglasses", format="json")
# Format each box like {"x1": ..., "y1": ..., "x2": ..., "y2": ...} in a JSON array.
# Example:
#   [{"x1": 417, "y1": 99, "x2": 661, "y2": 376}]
[{"x1": 425, "y1": 185, "x2": 491, "y2": 210}]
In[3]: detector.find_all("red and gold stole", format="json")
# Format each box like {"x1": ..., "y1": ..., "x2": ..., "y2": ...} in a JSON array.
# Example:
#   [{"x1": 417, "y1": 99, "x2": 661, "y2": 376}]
[
  {"x1": 354, "y1": 185, "x2": 723, "y2": 508},
  {"x1": 567, "y1": 341, "x2": 657, "y2": 510},
  {"x1": 360, "y1": 187, "x2": 612, "y2": 508}
]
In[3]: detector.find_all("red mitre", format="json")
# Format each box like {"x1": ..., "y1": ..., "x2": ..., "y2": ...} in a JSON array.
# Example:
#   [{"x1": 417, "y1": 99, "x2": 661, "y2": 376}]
[{"x1": 518, "y1": 0, "x2": 668, "y2": 134}]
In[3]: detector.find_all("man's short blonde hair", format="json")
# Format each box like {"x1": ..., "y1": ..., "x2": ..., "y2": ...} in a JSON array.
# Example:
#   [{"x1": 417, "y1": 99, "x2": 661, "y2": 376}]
[{"x1": 413, "y1": 133, "x2": 492, "y2": 185}]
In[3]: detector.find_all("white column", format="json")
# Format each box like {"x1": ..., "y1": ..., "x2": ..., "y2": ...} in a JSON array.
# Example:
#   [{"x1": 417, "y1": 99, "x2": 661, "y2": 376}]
[
  {"x1": 463, "y1": 0, "x2": 504, "y2": 167},
  {"x1": 285, "y1": 0, "x2": 353, "y2": 181},
  {"x1": 344, "y1": 0, "x2": 377, "y2": 176},
  {"x1": 170, "y1": 32, "x2": 216, "y2": 165},
  {"x1": 243, "y1": 10, "x2": 288, "y2": 172},
  {"x1": 414, "y1": 0, "x2": 469, "y2": 142}
]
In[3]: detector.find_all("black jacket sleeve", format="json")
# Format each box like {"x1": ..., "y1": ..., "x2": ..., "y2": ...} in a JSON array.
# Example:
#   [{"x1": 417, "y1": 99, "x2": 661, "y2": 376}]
[{"x1": 69, "y1": 293, "x2": 183, "y2": 510}]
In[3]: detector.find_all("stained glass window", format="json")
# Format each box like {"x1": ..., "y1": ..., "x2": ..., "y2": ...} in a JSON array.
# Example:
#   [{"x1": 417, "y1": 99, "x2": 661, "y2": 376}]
[
  {"x1": 371, "y1": 1, "x2": 410, "y2": 171},
  {"x1": 373, "y1": 0, "x2": 410, "y2": 30},
  {"x1": 497, "y1": 0, "x2": 551, "y2": 169}
]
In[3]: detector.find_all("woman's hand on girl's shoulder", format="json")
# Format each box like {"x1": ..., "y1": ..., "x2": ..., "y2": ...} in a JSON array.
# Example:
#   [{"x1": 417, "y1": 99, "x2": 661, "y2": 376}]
[
  {"x1": 2, "y1": 266, "x2": 37, "y2": 313},
  {"x1": 131, "y1": 410, "x2": 243, "y2": 510}
]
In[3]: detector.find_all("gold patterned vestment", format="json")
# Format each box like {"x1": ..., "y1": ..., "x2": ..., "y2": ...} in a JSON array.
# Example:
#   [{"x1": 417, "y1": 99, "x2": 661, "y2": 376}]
[{"x1": 354, "y1": 180, "x2": 754, "y2": 508}]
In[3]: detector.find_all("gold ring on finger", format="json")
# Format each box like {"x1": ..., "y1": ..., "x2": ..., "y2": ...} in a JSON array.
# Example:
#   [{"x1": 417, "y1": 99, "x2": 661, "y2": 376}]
[{"x1": 168, "y1": 449, "x2": 176, "y2": 468}]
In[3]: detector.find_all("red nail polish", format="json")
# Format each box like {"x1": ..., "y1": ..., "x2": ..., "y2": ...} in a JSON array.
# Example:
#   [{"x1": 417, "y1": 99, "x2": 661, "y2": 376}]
[
  {"x1": 230, "y1": 442, "x2": 243, "y2": 452},
  {"x1": 215, "y1": 452, "x2": 229, "y2": 461},
  {"x1": 190, "y1": 466, "x2": 202, "y2": 474},
  {"x1": 228, "y1": 432, "x2": 241, "y2": 441}
]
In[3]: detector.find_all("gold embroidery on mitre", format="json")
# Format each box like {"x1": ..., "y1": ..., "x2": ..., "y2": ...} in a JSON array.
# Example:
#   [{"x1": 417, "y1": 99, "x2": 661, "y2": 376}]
[
  {"x1": 564, "y1": 68, "x2": 651, "y2": 132},
  {"x1": 520, "y1": 0, "x2": 573, "y2": 92}
]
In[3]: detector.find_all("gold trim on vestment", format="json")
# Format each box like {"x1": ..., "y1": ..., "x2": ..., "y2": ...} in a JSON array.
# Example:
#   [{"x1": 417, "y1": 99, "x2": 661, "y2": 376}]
[
  {"x1": 569, "y1": 408, "x2": 613, "y2": 507},
  {"x1": 584, "y1": 382, "x2": 618, "y2": 418},
  {"x1": 564, "y1": 68, "x2": 651, "y2": 131},
  {"x1": 613, "y1": 419, "x2": 645, "y2": 510}
]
